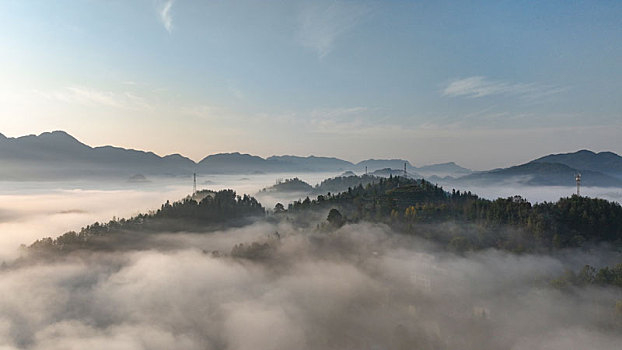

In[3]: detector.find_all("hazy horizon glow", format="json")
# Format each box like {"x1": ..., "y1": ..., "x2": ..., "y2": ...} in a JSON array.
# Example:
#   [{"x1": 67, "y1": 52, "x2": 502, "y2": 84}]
[{"x1": 1, "y1": 0, "x2": 621, "y2": 169}]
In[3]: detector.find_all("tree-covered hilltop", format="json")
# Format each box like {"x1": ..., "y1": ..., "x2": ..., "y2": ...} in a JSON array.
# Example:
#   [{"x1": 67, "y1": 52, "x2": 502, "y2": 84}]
[
  {"x1": 287, "y1": 176, "x2": 453, "y2": 216},
  {"x1": 25, "y1": 176, "x2": 622, "y2": 255},
  {"x1": 259, "y1": 177, "x2": 313, "y2": 193},
  {"x1": 287, "y1": 176, "x2": 622, "y2": 252},
  {"x1": 258, "y1": 174, "x2": 382, "y2": 196},
  {"x1": 157, "y1": 189, "x2": 264, "y2": 222},
  {"x1": 312, "y1": 174, "x2": 380, "y2": 195},
  {"x1": 29, "y1": 189, "x2": 264, "y2": 253}
]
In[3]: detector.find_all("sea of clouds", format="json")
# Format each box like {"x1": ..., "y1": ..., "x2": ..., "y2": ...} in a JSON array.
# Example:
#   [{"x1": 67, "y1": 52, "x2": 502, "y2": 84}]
[
  {"x1": 0, "y1": 221, "x2": 620, "y2": 349},
  {"x1": 0, "y1": 174, "x2": 620, "y2": 349}
]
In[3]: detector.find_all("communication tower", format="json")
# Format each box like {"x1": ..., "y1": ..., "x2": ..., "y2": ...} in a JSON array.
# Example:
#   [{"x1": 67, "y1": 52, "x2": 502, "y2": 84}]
[
  {"x1": 575, "y1": 173, "x2": 581, "y2": 196},
  {"x1": 404, "y1": 162, "x2": 407, "y2": 177},
  {"x1": 193, "y1": 173, "x2": 197, "y2": 195}
]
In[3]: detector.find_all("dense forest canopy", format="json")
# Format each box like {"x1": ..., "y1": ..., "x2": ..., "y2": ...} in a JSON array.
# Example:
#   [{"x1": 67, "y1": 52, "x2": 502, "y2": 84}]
[
  {"x1": 313, "y1": 174, "x2": 381, "y2": 195},
  {"x1": 552, "y1": 263, "x2": 622, "y2": 289},
  {"x1": 25, "y1": 176, "x2": 622, "y2": 256},
  {"x1": 29, "y1": 189, "x2": 264, "y2": 253},
  {"x1": 287, "y1": 176, "x2": 622, "y2": 252},
  {"x1": 14, "y1": 175, "x2": 622, "y2": 345},
  {"x1": 259, "y1": 177, "x2": 313, "y2": 193},
  {"x1": 258, "y1": 174, "x2": 382, "y2": 196}
]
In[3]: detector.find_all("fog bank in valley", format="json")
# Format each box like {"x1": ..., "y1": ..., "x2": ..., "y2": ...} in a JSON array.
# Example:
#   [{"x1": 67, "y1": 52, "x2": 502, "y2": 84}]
[
  {"x1": 2, "y1": 173, "x2": 619, "y2": 261},
  {"x1": 1, "y1": 174, "x2": 621, "y2": 349},
  {"x1": 0, "y1": 172, "x2": 337, "y2": 259},
  {"x1": 0, "y1": 184, "x2": 189, "y2": 260},
  {"x1": 1, "y1": 221, "x2": 620, "y2": 350}
]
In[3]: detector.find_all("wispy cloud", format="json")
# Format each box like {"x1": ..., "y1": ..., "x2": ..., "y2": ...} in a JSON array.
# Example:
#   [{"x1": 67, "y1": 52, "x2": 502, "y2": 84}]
[
  {"x1": 227, "y1": 81, "x2": 245, "y2": 100},
  {"x1": 442, "y1": 76, "x2": 564, "y2": 99},
  {"x1": 34, "y1": 86, "x2": 152, "y2": 111},
  {"x1": 158, "y1": 0, "x2": 175, "y2": 33},
  {"x1": 182, "y1": 104, "x2": 230, "y2": 120},
  {"x1": 309, "y1": 106, "x2": 368, "y2": 120},
  {"x1": 251, "y1": 106, "x2": 395, "y2": 135},
  {"x1": 298, "y1": 1, "x2": 370, "y2": 58},
  {"x1": 307, "y1": 107, "x2": 372, "y2": 133}
]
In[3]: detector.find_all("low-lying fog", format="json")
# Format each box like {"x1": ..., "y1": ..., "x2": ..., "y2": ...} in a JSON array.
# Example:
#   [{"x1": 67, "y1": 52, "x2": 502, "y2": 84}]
[
  {"x1": 1, "y1": 172, "x2": 621, "y2": 260},
  {"x1": 1, "y1": 174, "x2": 621, "y2": 349},
  {"x1": 0, "y1": 172, "x2": 339, "y2": 259},
  {"x1": 1, "y1": 222, "x2": 621, "y2": 349}
]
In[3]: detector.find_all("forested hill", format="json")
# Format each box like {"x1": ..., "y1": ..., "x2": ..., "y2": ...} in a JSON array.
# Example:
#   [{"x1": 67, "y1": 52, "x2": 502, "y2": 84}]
[
  {"x1": 258, "y1": 174, "x2": 381, "y2": 196},
  {"x1": 29, "y1": 190, "x2": 264, "y2": 253},
  {"x1": 286, "y1": 176, "x2": 622, "y2": 252},
  {"x1": 26, "y1": 177, "x2": 622, "y2": 256}
]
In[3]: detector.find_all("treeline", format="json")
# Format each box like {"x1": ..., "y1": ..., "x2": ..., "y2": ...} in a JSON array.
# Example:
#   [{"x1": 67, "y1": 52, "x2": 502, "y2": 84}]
[
  {"x1": 260, "y1": 174, "x2": 381, "y2": 196},
  {"x1": 25, "y1": 176, "x2": 622, "y2": 255},
  {"x1": 552, "y1": 263, "x2": 622, "y2": 289},
  {"x1": 259, "y1": 178, "x2": 312, "y2": 193},
  {"x1": 312, "y1": 174, "x2": 380, "y2": 195},
  {"x1": 29, "y1": 190, "x2": 264, "y2": 253},
  {"x1": 285, "y1": 176, "x2": 622, "y2": 252},
  {"x1": 158, "y1": 190, "x2": 264, "y2": 222}
]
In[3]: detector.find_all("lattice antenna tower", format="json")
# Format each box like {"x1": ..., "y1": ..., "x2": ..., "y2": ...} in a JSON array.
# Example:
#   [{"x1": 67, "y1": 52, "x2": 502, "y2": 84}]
[
  {"x1": 575, "y1": 173, "x2": 581, "y2": 196},
  {"x1": 193, "y1": 173, "x2": 197, "y2": 195},
  {"x1": 404, "y1": 162, "x2": 407, "y2": 178}
]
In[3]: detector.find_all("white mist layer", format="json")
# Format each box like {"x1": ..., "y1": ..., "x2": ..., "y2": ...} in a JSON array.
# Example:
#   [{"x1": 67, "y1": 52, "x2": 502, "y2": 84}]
[
  {"x1": 1, "y1": 174, "x2": 620, "y2": 261},
  {"x1": 0, "y1": 173, "x2": 338, "y2": 260},
  {"x1": 0, "y1": 185, "x2": 188, "y2": 260},
  {"x1": 0, "y1": 223, "x2": 621, "y2": 349}
]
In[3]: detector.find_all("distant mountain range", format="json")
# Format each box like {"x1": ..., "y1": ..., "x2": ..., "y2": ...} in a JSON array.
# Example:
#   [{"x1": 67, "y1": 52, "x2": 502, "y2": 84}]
[
  {"x1": 532, "y1": 150, "x2": 622, "y2": 177},
  {"x1": 450, "y1": 150, "x2": 622, "y2": 187},
  {"x1": 454, "y1": 162, "x2": 622, "y2": 187},
  {"x1": 0, "y1": 131, "x2": 470, "y2": 180},
  {"x1": 1, "y1": 131, "x2": 621, "y2": 187},
  {"x1": 416, "y1": 162, "x2": 472, "y2": 177},
  {"x1": 0, "y1": 131, "x2": 195, "y2": 180}
]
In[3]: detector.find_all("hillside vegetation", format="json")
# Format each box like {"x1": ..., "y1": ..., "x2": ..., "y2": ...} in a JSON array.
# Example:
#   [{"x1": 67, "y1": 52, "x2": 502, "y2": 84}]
[
  {"x1": 26, "y1": 176, "x2": 622, "y2": 255},
  {"x1": 287, "y1": 176, "x2": 622, "y2": 252}
]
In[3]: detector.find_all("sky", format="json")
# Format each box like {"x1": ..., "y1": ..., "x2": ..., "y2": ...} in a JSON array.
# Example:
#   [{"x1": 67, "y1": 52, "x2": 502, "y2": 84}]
[{"x1": 0, "y1": 0, "x2": 621, "y2": 170}]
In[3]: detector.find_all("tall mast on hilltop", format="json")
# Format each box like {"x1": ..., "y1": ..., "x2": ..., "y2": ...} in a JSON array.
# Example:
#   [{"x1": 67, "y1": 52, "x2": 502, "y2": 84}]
[
  {"x1": 576, "y1": 173, "x2": 581, "y2": 196},
  {"x1": 404, "y1": 162, "x2": 407, "y2": 177},
  {"x1": 193, "y1": 173, "x2": 197, "y2": 195}
]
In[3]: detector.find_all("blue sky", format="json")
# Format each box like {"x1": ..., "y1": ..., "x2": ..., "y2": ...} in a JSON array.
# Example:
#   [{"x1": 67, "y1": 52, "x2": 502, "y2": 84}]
[{"x1": 1, "y1": 0, "x2": 621, "y2": 169}]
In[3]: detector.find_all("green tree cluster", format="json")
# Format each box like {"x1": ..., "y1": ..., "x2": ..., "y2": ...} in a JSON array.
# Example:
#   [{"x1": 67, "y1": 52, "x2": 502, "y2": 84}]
[
  {"x1": 551, "y1": 263, "x2": 622, "y2": 289},
  {"x1": 29, "y1": 189, "x2": 264, "y2": 253},
  {"x1": 286, "y1": 176, "x2": 622, "y2": 252}
]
